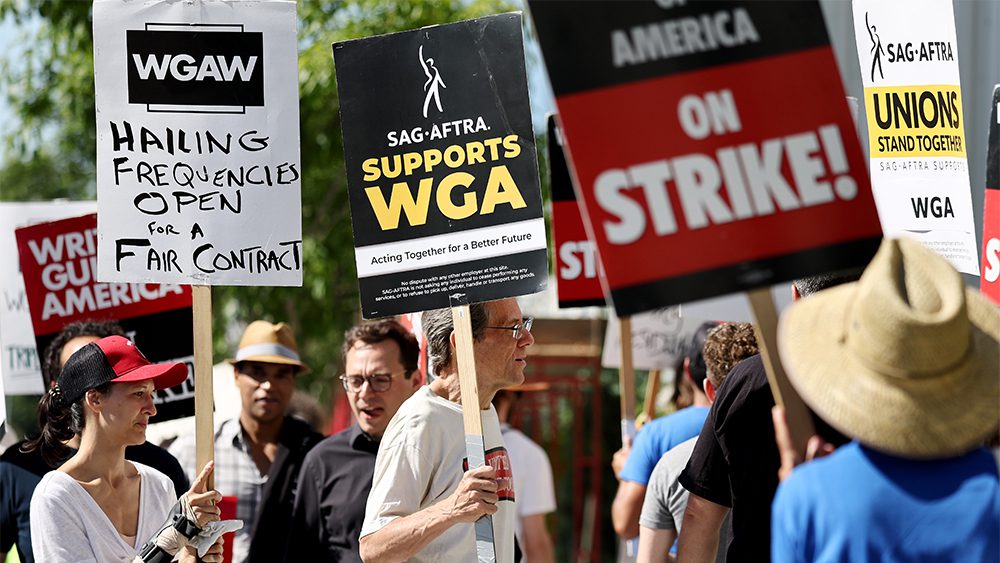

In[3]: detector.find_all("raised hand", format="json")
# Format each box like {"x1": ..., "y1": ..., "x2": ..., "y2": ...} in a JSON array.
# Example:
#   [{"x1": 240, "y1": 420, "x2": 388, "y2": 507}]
[{"x1": 184, "y1": 460, "x2": 222, "y2": 528}]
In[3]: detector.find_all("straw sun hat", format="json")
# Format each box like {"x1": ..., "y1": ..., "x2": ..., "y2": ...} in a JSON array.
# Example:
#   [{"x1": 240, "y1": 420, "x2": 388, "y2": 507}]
[
  {"x1": 778, "y1": 237, "x2": 999, "y2": 459},
  {"x1": 227, "y1": 320, "x2": 311, "y2": 374}
]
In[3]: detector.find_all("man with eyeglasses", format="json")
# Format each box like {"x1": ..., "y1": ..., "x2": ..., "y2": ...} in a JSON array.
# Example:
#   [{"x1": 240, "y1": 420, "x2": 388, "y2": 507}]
[
  {"x1": 286, "y1": 319, "x2": 421, "y2": 562},
  {"x1": 169, "y1": 320, "x2": 322, "y2": 563},
  {"x1": 360, "y1": 297, "x2": 534, "y2": 563}
]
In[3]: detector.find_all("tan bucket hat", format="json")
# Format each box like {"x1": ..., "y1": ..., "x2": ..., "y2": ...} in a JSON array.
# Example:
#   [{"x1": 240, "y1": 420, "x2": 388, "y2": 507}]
[
  {"x1": 227, "y1": 320, "x2": 311, "y2": 374},
  {"x1": 778, "y1": 237, "x2": 999, "y2": 459}
]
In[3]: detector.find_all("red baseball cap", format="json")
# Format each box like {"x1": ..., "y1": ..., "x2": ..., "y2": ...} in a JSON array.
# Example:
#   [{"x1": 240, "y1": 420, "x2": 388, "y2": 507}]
[{"x1": 54, "y1": 335, "x2": 188, "y2": 405}]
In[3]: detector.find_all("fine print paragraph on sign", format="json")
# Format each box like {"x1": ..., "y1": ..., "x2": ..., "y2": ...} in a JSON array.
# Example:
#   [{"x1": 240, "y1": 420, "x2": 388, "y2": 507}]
[{"x1": 376, "y1": 265, "x2": 537, "y2": 303}]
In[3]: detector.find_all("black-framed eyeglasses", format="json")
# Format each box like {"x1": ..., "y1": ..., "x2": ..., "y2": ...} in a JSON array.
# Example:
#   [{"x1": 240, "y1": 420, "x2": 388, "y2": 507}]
[
  {"x1": 339, "y1": 372, "x2": 406, "y2": 393},
  {"x1": 486, "y1": 317, "x2": 534, "y2": 339}
]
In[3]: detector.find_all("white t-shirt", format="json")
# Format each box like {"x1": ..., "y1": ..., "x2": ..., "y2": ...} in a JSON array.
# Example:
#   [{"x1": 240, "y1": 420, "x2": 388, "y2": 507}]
[
  {"x1": 30, "y1": 462, "x2": 177, "y2": 563},
  {"x1": 361, "y1": 386, "x2": 517, "y2": 563},
  {"x1": 500, "y1": 424, "x2": 556, "y2": 562}
]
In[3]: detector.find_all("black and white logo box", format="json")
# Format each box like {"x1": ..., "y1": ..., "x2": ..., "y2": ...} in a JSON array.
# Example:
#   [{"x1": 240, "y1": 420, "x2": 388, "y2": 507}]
[
  {"x1": 334, "y1": 13, "x2": 548, "y2": 319},
  {"x1": 93, "y1": 1, "x2": 303, "y2": 288},
  {"x1": 127, "y1": 23, "x2": 264, "y2": 114}
]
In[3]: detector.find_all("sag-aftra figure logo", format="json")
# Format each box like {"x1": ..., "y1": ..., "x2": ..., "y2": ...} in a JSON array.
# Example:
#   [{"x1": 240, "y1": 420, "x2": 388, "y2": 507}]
[{"x1": 419, "y1": 44, "x2": 446, "y2": 118}]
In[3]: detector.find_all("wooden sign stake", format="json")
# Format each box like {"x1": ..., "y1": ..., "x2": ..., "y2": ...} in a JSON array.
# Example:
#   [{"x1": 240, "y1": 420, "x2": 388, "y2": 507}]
[
  {"x1": 617, "y1": 315, "x2": 638, "y2": 557},
  {"x1": 192, "y1": 285, "x2": 215, "y2": 489},
  {"x1": 450, "y1": 294, "x2": 496, "y2": 562},
  {"x1": 640, "y1": 369, "x2": 661, "y2": 428},
  {"x1": 746, "y1": 288, "x2": 814, "y2": 458},
  {"x1": 618, "y1": 315, "x2": 637, "y2": 442}
]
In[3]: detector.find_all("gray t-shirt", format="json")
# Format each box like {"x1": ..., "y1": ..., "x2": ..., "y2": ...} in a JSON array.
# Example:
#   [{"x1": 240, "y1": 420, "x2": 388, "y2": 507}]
[
  {"x1": 640, "y1": 437, "x2": 728, "y2": 562},
  {"x1": 640, "y1": 438, "x2": 697, "y2": 531}
]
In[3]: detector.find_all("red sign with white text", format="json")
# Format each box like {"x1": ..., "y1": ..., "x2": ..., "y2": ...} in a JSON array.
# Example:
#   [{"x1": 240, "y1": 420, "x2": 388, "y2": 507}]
[
  {"x1": 983, "y1": 189, "x2": 999, "y2": 305},
  {"x1": 531, "y1": 1, "x2": 883, "y2": 315},
  {"x1": 980, "y1": 86, "x2": 999, "y2": 305},
  {"x1": 16, "y1": 214, "x2": 191, "y2": 335},
  {"x1": 16, "y1": 214, "x2": 196, "y2": 420},
  {"x1": 549, "y1": 115, "x2": 605, "y2": 308}
]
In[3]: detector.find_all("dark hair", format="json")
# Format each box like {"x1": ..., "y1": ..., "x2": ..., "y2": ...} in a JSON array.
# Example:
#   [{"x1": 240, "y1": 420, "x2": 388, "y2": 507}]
[
  {"x1": 342, "y1": 319, "x2": 420, "y2": 378},
  {"x1": 669, "y1": 354, "x2": 693, "y2": 410},
  {"x1": 490, "y1": 388, "x2": 517, "y2": 409},
  {"x1": 26, "y1": 321, "x2": 123, "y2": 467},
  {"x1": 421, "y1": 302, "x2": 490, "y2": 377},
  {"x1": 686, "y1": 321, "x2": 720, "y2": 390},
  {"x1": 793, "y1": 268, "x2": 863, "y2": 298},
  {"x1": 41, "y1": 320, "x2": 125, "y2": 388},
  {"x1": 22, "y1": 382, "x2": 111, "y2": 467},
  {"x1": 702, "y1": 322, "x2": 759, "y2": 389}
]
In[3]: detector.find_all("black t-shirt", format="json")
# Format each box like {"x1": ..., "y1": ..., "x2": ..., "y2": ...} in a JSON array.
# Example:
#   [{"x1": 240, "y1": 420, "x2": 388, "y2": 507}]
[
  {"x1": 678, "y1": 354, "x2": 850, "y2": 562},
  {"x1": 679, "y1": 354, "x2": 778, "y2": 563},
  {"x1": 285, "y1": 424, "x2": 379, "y2": 563}
]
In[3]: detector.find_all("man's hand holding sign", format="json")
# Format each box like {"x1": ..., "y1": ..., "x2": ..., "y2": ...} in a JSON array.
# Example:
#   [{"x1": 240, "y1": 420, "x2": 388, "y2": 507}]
[{"x1": 333, "y1": 13, "x2": 547, "y2": 563}]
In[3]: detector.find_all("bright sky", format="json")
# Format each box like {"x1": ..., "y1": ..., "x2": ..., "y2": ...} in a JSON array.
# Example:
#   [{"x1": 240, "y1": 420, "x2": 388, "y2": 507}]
[{"x1": 0, "y1": 15, "x2": 17, "y2": 162}]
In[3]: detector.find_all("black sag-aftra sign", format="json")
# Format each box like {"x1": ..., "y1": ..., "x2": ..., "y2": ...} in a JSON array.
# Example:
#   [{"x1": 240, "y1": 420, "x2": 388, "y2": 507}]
[
  {"x1": 333, "y1": 13, "x2": 548, "y2": 319},
  {"x1": 126, "y1": 24, "x2": 264, "y2": 111}
]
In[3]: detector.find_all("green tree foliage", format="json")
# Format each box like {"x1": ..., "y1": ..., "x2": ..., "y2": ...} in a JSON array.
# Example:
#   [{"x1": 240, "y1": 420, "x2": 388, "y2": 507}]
[{"x1": 0, "y1": 0, "x2": 514, "y2": 411}]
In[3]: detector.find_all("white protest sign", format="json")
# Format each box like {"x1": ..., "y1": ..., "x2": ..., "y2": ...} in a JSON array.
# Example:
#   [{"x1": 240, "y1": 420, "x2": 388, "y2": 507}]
[
  {"x1": 680, "y1": 285, "x2": 794, "y2": 324},
  {"x1": 600, "y1": 285, "x2": 793, "y2": 369},
  {"x1": 852, "y1": 0, "x2": 979, "y2": 274},
  {"x1": 1, "y1": 365, "x2": 6, "y2": 434},
  {"x1": 602, "y1": 308, "x2": 684, "y2": 370},
  {"x1": 0, "y1": 201, "x2": 96, "y2": 395},
  {"x1": 93, "y1": 0, "x2": 303, "y2": 286}
]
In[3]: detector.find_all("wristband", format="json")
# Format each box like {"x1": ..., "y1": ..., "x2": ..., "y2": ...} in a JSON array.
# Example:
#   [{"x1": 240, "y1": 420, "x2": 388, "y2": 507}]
[{"x1": 171, "y1": 511, "x2": 202, "y2": 540}]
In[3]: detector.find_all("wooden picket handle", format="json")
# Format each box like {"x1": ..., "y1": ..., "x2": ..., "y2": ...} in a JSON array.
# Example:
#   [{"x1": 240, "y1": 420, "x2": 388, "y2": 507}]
[
  {"x1": 746, "y1": 288, "x2": 814, "y2": 459},
  {"x1": 452, "y1": 303, "x2": 486, "y2": 439},
  {"x1": 639, "y1": 369, "x2": 661, "y2": 427},
  {"x1": 618, "y1": 316, "x2": 636, "y2": 442},
  {"x1": 450, "y1": 296, "x2": 496, "y2": 563},
  {"x1": 617, "y1": 315, "x2": 638, "y2": 557},
  {"x1": 192, "y1": 285, "x2": 215, "y2": 490}
]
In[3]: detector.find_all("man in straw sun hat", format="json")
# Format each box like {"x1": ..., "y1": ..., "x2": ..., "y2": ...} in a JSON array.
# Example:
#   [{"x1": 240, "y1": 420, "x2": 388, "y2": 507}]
[
  {"x1": 169, "y1": 320, "x2": 322, "y2": 563},
  {"x1": 771, "y1": 237, "x2": 999, "y2": 562}
]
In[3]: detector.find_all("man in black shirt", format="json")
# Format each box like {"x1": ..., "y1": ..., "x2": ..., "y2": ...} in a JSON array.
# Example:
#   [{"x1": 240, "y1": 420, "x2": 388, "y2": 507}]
[
  {"x1": 286, "y1": 319, "x2": 421, "y2": 562},
  {"x1": 676, "y1": 273, "x2": 858, "y2": 562}
]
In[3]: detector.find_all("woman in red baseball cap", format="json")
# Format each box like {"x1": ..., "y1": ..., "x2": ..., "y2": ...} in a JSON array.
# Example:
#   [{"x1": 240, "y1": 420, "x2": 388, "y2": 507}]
[{"x1": 24, "y1": 335, "x2": 227, "y2": 562}]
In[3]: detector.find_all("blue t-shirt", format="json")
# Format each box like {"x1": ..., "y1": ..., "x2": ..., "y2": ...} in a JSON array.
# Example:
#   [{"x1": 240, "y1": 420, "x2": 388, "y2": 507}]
[
  {"x1": 620, "y1": 406, "x2": 709, "y2": 485},
  {"x1": 772, "y1": 442, "x2": 1000, "y2": 563}
]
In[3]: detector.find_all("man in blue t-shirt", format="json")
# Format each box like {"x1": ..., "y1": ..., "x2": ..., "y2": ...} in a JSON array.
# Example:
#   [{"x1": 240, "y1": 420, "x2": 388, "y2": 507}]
[
  {"x1": 611, "y1": 321, "x2": 719, "y2": 541},
  {"x1": 772, "y1": 238, "x2": 1000, "y2": 563}
]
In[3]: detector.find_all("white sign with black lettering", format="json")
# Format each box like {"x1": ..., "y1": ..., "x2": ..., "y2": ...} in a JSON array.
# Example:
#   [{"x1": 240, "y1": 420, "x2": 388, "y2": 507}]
[
  {"x1": 0, "y1": 201, "x2": 96, "y2": 396},
  {"x1": 852, "y1": 0, "x2": 978, "y2": 274},
  {"x1": 93, "y1": 0, "x2": 303, "y2": 286},
  {"x1": 601, "y1": 285, "x2": 793, "y2": 370}
]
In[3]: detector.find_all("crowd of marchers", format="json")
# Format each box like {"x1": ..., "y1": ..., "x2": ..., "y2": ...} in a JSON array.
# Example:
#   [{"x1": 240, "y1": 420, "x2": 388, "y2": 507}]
[{"x1": 1, "y1": 237, "x2": 998, "y2": 563}]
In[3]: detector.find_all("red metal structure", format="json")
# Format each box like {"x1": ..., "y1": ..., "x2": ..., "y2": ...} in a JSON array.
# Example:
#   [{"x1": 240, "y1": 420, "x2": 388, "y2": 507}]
[{"x1": 510, "y1": 318, "x2": 608, "y2": 563}]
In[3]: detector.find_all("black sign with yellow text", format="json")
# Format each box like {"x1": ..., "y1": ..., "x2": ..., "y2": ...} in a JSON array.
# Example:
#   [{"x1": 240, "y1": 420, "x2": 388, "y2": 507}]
[{"x1": 334, "y1": 12, "x2": 547, "y2": 318}]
